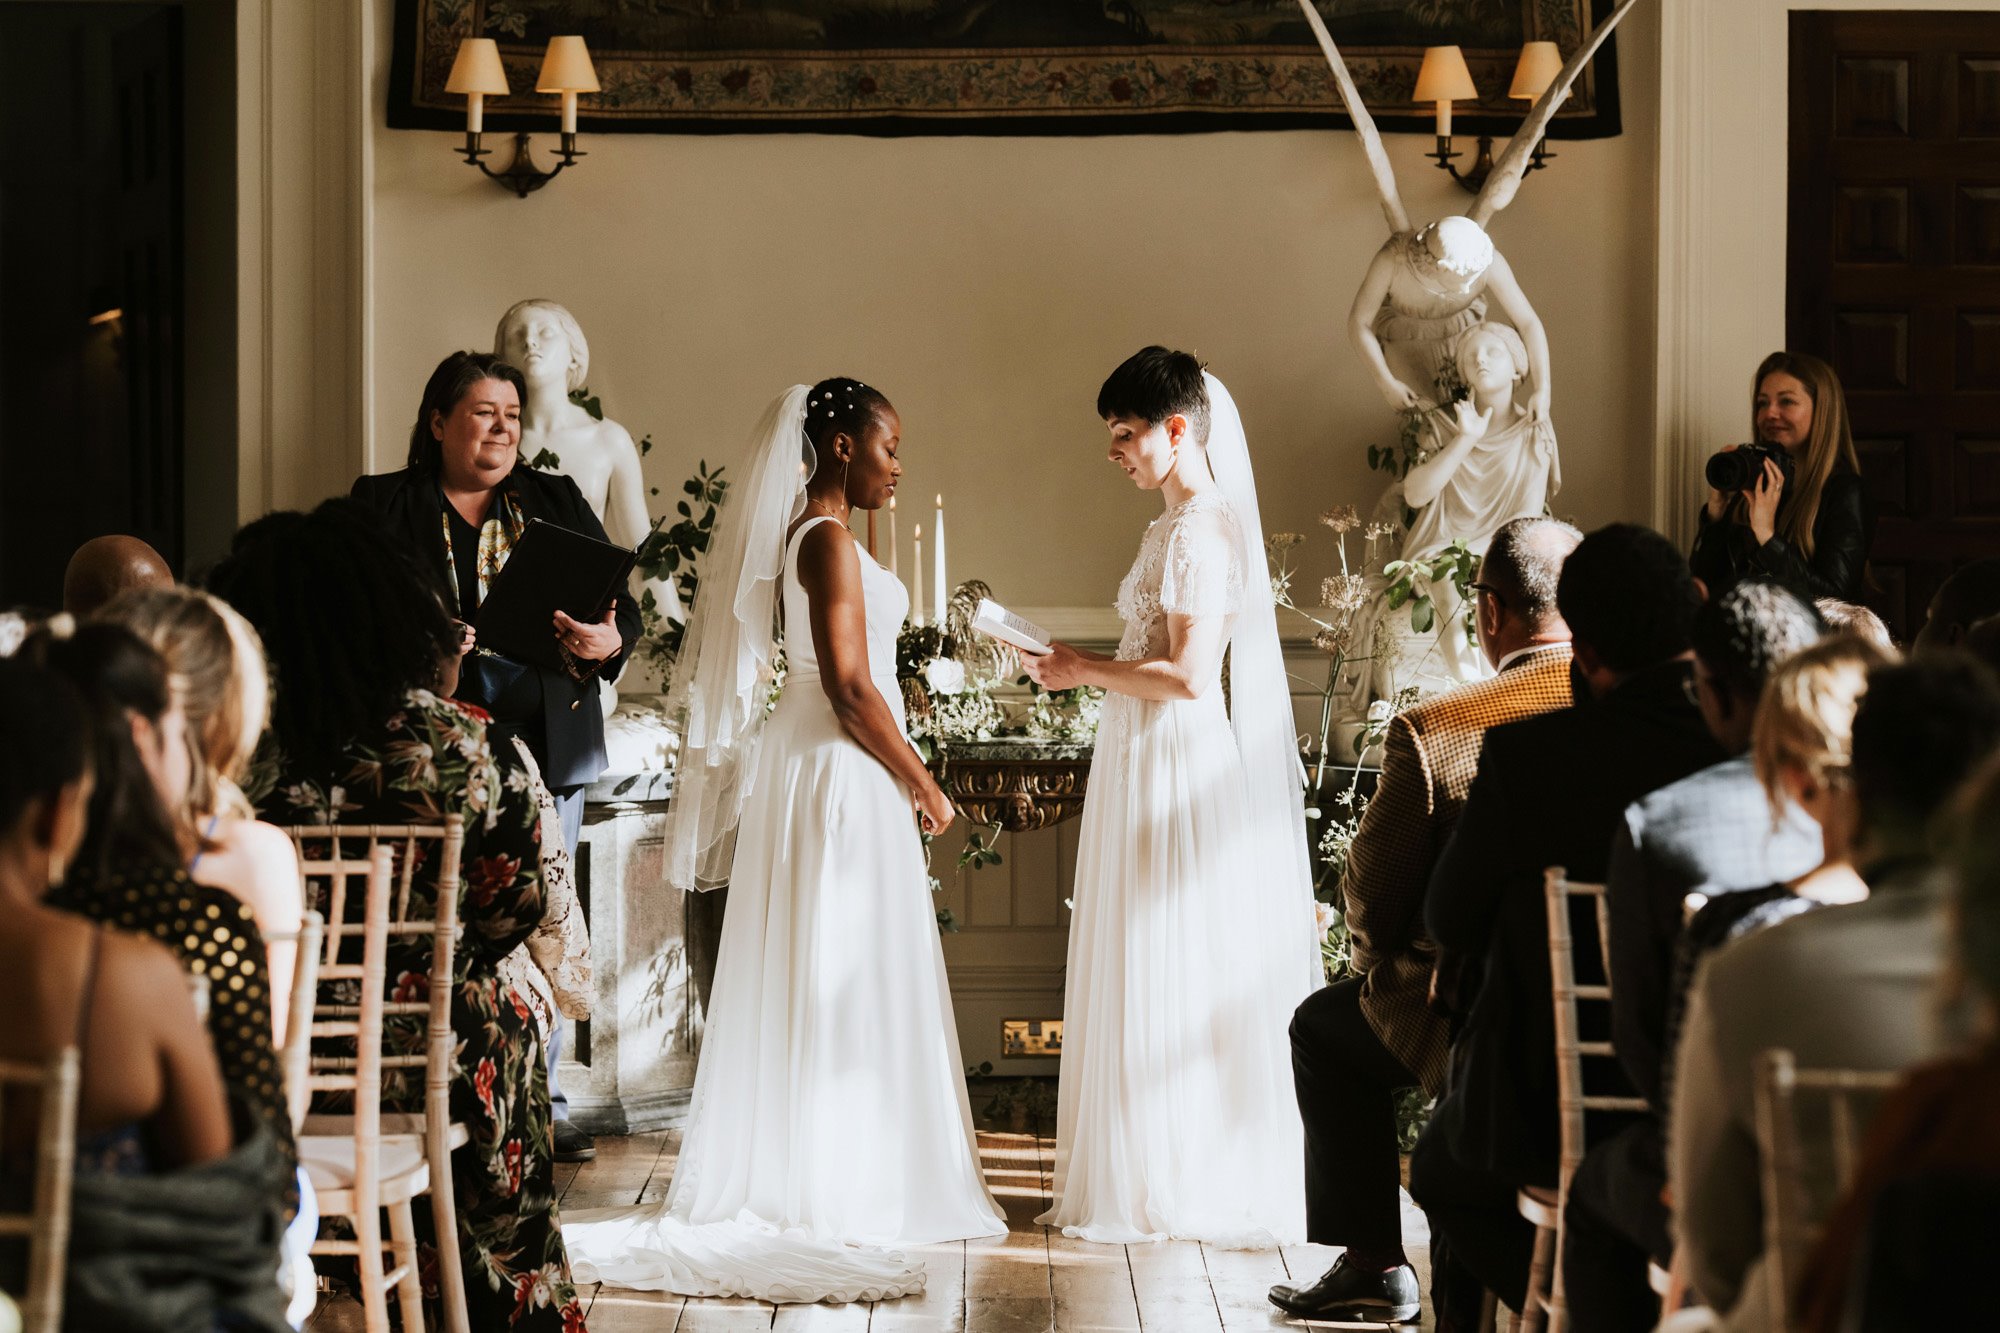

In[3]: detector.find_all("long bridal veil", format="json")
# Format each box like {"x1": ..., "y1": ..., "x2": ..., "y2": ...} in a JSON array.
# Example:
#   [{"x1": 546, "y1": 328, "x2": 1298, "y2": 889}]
[
  {"x1": 658, "y1": 383, "x2": 812, "y2": 891},
  {"x1": 1204, "y1": 371, "x2": 1323, "y2": 987}
]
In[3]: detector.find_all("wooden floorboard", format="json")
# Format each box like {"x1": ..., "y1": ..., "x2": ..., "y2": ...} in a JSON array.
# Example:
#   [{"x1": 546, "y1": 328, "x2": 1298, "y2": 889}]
[
  {"x1": 1127, "y1": 1239, "x2": 1223, "y2": 1333},
  {"x1": 314, "y1": 1127, "x2": 1443, "y2": 1331},
  {"x1": 869, "y1": 1242, "x2": 970, "y2": 1333}
]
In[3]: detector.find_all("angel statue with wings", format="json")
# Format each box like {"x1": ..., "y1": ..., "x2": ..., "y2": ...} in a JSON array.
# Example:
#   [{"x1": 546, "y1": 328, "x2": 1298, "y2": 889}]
[
  {"x1": 1293, "y1": 0, "x2": 1642, "y2": 694},
  {"x1": 1296, "y1": 0, "x2": 1641, "y2": 425}
]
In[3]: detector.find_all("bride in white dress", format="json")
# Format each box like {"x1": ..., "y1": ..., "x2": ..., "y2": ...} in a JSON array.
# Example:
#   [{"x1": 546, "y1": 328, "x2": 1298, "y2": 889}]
[
  {"x1": 563, "y1": 379, "x2": 1004, "y2": 1303},
  {"x1": 1023, "y1": 348, "x2": 1323, "y2": 1246}
]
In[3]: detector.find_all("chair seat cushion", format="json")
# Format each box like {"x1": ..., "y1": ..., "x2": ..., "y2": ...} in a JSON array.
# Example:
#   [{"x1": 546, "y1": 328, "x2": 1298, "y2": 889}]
[
  {"x1": 301, "y1": 1112, "x2": 470, "y2": 1151},
  {"x1": 299, "y1": 1133, "x2": 430, "y2": 1209}
]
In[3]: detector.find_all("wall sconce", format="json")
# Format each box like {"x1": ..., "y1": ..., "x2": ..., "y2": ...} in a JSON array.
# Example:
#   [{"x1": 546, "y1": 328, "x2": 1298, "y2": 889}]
[
  {"x1": 446, "y1": 35, "x2": 600, "y2": 198},
  {"x1": 1420, "y1": 41, "x2": 1564, "y2": 194}
]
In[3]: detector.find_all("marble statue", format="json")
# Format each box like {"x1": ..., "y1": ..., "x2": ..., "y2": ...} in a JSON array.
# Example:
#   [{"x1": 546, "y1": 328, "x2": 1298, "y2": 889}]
[
  {"x1": 496, "y1": 299, "x2": 681, "y2": 714},
  {"x1": 1397, "y1": 321, "x2": 1560, "y2": 682},
  {"x1": 1292, "y1": 0, "x2": 1638, "y2": 704},
  {"x1": 1296, "y1": 0, "x2": 1644, "y2": 418},
  {"x1": 496, "y1": 300, "x2": 653, "y2": 551}
]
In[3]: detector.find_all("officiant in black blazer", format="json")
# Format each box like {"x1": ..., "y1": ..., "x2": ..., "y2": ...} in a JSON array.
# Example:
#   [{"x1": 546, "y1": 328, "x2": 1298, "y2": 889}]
[{"x1": 352, "y1": 351, "x2": 641, "y2": 830}]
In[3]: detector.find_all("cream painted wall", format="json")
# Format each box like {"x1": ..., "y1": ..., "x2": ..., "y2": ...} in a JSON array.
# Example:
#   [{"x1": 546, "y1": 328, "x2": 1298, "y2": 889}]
[{"x1": 364, "y1": 0, "x2": 1659, "y2": 615}]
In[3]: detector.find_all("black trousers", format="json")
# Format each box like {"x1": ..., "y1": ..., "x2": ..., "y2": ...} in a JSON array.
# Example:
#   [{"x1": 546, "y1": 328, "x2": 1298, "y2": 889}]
[
  {"x1": 1289, "y1": 976, "x2": 1420, "y2": 1250},
  {"x1": 1562, "y1": 1117, "x2": 1672, "y2": 1331},
  {"x1": 1408, "y1": 1119, "x2": 1537, "y2": 1320}
]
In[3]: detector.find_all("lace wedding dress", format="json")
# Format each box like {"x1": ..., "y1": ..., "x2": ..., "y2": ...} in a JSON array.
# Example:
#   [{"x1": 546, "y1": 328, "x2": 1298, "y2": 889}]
[
  {"x1": 1036, "y1": 489, "x2": 1321, "y2": 1246},
  {"x1": 563, "y1": 514, "x2": 1004, "y2": 1301}
]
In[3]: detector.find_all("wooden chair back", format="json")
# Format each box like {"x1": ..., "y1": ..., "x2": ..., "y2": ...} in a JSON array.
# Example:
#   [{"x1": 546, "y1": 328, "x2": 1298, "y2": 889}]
[
  {"x1": 269, "y1": 910, "x2": 325, "y2": 1134},
  {"x1": 1537, "y1": 867, "x2": 1651, "y2": 1331},
  {"x1": 284, "y1": 818, "x2": 468, "y2": 1332},
  {"x1": 1753, "y1": 1049, "x2": 1899, "y2": 1333},
  {"x1": 0, "y1": 1049, "x2": 81, "y2": 1333},
  {"x1": 283, "y1": 820, "x2": 462, "y2": 1119}
]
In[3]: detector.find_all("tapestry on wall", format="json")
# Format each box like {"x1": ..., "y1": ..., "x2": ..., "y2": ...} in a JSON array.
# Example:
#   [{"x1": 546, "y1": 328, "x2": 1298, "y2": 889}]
[{"x1": 388, "y1": 0, "x2": 1625, "y2": 137}]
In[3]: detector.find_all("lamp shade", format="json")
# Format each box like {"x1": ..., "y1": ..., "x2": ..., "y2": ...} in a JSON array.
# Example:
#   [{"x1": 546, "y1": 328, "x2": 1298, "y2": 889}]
[
  {"x1": 1413, "y1": 46, "x2": 1478, "y2": 103},
  {"x1": 445, "y1": 38, "x2": 509, "y2": 96},
  {"x1": 536, "y1": 36, "x2": 600, "y2": 93},
  {"x1": 1509, "y1": 41, "x2": 1564, "y2": 100}
]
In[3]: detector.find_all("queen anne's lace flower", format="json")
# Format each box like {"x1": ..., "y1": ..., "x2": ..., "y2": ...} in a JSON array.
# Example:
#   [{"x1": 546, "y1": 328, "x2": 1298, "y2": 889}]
[{"x1": 1319, "y1": 505, "x2": 1361, "y2": 533}]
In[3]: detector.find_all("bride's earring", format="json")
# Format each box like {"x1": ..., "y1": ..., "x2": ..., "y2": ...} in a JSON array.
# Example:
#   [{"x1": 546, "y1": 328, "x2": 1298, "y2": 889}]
[{"x1": 841, "y1": 456, "x2": 851, "y2": 510}]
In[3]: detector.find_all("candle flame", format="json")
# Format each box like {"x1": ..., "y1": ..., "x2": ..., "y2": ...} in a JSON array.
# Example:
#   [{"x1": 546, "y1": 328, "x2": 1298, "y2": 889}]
[
  {"x1": 914, "y1": 525, "x2": 922, "y2": 539},
  {"x1": 888, "y1": 495, "x2": 896, "y2": 510},
  {"x1": 936, "y1": 493, "x2": 943, "y2": 506}
]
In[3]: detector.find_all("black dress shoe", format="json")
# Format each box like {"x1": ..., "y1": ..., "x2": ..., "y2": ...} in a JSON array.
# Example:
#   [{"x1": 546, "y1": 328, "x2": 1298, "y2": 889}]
[
  {"x1": 1269, "y1": 1256, "x2": 1421, "y2": 1323},
  {"x1": 553, "y1": 1120, "x2": 596, "y2": 1163}
]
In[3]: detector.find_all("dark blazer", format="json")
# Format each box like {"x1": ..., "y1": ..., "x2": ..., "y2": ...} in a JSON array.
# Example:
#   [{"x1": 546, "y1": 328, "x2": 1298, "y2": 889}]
[
  {"x1": 351, "y1": 465, "x2": 642, "y2": 790},
  {"x1": 1689, "y1": 470, "x2": 1871, "y2": 603},
  {"x1": 1422, "y1": 660, "x2": 1724, "y2": 1186}
]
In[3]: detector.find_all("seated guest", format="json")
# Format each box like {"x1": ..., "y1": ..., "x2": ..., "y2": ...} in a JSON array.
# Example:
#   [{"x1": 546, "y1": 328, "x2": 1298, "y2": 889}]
[
  {"x1": 1670, "y1": 654, "x2": 2000, "y2": 1329},
  {"x1": 62, "y1": 534, "x2": 173, "y2": 616},
  {"x1": 1414, "y1": 524, "x2": 1723, "y2": 1324},
  {"x1": 1, "y1": 650, "x2": 289, "y2": 1331},
  {"x1": 1795, "y1": 753, "x2": 2000, "y2": 1331},
  {"x1": 106, "y1": 588, "x2": 306, "y2": 1047},
  {"x1": 210, "y1": 500, "x2": 587, "y2": 1333},
  {"x1": 1912, "y1": 557, "x2": 2000, "y2": 654},
  {"x1": 1690, "y1": 351, "x2": 1870, "y2": 603},
  {"x1": 105, "y1": 586, "x2": 318, "y2": 1323},
  {"x1": 1574, "y1": 633, "x2": 1891, "y2": 1324},
  {"x1": 354, "y1": 349, "x2": 640, "y2": 1163},
  {"x1": 28, "y1": 621, "x2": 297, "y2": 1193},
  {"x1": 1814, "y1": 597, "x2": 1894, "y2": 651},
  {"x1": 1270, "y1": 516, "x2": 1580, "y2": 1324},
  {"x1": 1563, "y1": 582, "x2": 1828, "y2": 1327}
]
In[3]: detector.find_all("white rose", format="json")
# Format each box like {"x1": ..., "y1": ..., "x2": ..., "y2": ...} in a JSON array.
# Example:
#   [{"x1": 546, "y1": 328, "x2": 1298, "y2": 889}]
[
  {"x1": 1365, "y1": 699, "x2": 1393, "y2": 723},
  {"x1": 924, "y1": 658, "x2": 967, "y2": 696}
]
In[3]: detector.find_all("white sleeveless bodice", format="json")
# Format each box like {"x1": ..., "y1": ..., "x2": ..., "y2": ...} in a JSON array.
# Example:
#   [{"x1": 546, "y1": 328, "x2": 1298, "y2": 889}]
[{"x1": 781, "y1": 515, "x2": 908, "y2": 685}]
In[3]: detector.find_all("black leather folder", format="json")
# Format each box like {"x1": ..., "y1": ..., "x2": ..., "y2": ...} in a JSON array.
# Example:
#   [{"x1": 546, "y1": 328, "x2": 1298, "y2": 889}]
[{"x1": 474, "y1": 519, "x2": 635, "y2": 670}]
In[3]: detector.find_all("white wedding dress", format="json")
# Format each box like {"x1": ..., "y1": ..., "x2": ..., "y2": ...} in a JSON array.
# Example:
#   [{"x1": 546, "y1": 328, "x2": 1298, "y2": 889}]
[
  {"x1": 564, "y1": 515, "x2": 1005, "y2": 1301},
  {"x1": 1036, "y1": 490, "x2": 1322, "y2": 1246}
]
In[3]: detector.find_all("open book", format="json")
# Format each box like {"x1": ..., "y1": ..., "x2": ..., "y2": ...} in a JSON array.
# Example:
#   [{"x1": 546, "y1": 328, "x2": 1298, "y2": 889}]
[{"x1": 971, "y1": 598, "x2": 1052, "y2": 656}]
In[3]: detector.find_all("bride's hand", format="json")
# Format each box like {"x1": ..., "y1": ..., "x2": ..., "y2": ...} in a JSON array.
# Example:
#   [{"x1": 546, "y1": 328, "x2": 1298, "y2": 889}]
[
  {"x1": 915, "y1": 780, "x2": 955, "y2": 837},
  {"x1": 1020, "y1": 642, "x2": 1086, "y2": 692}
]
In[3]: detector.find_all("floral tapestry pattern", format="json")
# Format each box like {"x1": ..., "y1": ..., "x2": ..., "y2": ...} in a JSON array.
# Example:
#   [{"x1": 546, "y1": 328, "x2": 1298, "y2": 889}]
[{"x1": 389, "y1": 0, "x2": 1625, "y2": 136}]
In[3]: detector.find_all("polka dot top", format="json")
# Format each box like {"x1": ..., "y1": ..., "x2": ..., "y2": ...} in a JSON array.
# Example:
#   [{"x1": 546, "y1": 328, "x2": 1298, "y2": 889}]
[{"x1": 47, "y1": 857, "x2": 299, "y2": 1201}]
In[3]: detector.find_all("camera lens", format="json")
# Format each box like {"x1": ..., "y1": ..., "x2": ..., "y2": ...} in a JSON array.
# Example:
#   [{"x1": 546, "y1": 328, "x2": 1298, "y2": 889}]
[{"x1": 1705, "y1": 448, "x2": 1756, "y2": 493}]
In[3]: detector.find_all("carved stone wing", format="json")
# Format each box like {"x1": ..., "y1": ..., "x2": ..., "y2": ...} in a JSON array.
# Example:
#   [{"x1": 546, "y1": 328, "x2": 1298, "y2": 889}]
[
  {"x1": 1467, "y1": 0, "x2": 1647, "y2": 229},
  {"x1": 1294, "y1": 0, "x2": 1411, "y2": 235}
]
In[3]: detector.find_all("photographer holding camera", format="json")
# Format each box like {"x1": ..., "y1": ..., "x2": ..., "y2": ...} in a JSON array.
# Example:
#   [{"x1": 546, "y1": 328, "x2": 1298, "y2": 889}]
[{"x1": 1690, "y1": 351, "x2": 1871, "y2": 603}]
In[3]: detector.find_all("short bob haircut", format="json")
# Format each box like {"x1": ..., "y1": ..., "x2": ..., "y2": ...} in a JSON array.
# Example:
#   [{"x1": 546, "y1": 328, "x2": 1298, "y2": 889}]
[{"x1": 1097, "y1": 346, "x2": 1211, "y2": 448}]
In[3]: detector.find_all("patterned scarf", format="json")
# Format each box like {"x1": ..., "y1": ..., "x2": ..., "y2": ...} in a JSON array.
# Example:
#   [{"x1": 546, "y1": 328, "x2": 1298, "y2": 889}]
[{"x1": 439, "y1": 487, "x2": 526, "y2": 613}]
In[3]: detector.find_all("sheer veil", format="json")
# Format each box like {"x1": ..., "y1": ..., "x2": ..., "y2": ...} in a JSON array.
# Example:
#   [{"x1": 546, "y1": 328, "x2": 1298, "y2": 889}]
[
  {"x1": 660, "y1": 384, "x2": 814, "y2": 891},
  {"x1": 1203, "y1": 372, "x2": 1320, "y2": 964}
]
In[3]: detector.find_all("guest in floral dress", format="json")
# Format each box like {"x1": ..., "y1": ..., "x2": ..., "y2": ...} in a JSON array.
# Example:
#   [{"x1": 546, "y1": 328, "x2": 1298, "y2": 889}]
[{"x1": 211, "y1": 500, "x2": 586, "y2": 1332}]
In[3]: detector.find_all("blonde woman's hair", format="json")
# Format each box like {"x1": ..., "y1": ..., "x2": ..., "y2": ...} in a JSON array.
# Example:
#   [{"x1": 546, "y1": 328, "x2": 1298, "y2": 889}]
[
  {"x1": 1747, "y1": 351, "x2": 1863, "y2": 560},
  {"x1": 101, "y1": 586, "x2": 271, "y2": 831},
  {"x1": 1753, "y1": 634, "x2": 1893, "y2": 819}
]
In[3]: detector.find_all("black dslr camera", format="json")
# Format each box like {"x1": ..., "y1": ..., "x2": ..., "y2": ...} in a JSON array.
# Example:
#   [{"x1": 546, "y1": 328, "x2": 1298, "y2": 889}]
[{"x1": 1705, "y1": 441, "x2": 1796, "y2": 494}]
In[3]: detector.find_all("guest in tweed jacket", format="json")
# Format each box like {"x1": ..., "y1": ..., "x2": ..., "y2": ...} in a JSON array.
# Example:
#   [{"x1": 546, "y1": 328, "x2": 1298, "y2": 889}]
[{"x1": 1271, "y1": 517, "x2": 1580, "y2": 1326}]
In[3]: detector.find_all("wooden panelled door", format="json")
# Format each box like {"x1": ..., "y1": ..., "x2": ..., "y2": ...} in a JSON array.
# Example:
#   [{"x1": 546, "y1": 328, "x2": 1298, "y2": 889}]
[{"x1": 1790, "y1": 12, "x2": 2000, "y2": 637}]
